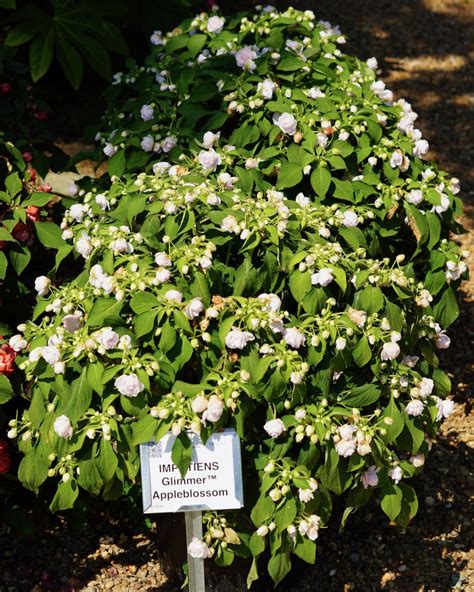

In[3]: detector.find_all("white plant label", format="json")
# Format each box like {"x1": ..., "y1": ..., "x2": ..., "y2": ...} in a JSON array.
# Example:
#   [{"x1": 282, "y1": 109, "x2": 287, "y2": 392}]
[{"x1": 140, "y1": 428, "x2": 244, "y2": 513}]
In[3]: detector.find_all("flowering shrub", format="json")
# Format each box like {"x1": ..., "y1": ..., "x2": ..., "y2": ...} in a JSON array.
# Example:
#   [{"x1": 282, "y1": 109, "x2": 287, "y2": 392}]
[{"x1": 7, "y1": 6, "x2": 467, "y2": 586}]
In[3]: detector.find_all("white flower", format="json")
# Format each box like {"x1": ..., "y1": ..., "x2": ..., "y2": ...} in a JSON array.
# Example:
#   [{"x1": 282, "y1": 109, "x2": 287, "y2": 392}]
[
  {"x1": 115, "y1": 373, "x2": 145, "y2": 397},
  {"x1": 413, "y1": 139, "x2": 429, "y2": 159},
  {"x1": 54, "y1": 361, "x2": 65, "y2": 374},
  {"x1": 198, "y1": 148, "x2": 221, "y2": 171},
  {"x1": 406, "y1": 400, "x2": 424, "y2": 416},
  {"x1": 348, "y1": 307, "x2": 367, "y2": 327},
  {"x1": 316, "y1": 133, "x2": 328, "y2": 148},
  {"x1": 435, "y1": 398, "x2": 455, "y2": 421},
  {"x1": 69, "y1": 203, "x2": 86, "y2": 222},
  {"x1": 221, "y1": 215, "x2": 240, "y2": 233},
  {"x1": 9, "y1": 335, "x2": 27, "y2": 351},
  {"x1": 165, "y1": 289, "x2": 182, "y2": 303},
  {"x1": 361, "y1": 465, "x2": 379, "y2": 489},
  {"x1": 41, "y1": 346, "x2": 61, "y2": 365},
  {"x1": 68, "y1": 182, "x2": 79, "y2": 196},
  {"x1": 335, "y1": 337, "x2": 347, "y2": 351},
  {"x1": 295, "y1": 409, "x2": 306, "y2": 420},
  {"x1": 389, "y1": 466, "x2": 403, "y2": 484},
  {"x1": 407, "y1": 189, "x2": 423, "y2": 205},
  {"x1": 245, "y1": 157, "x2": 259, "y2": 170},
  {"x1": 410, "y1": 453, "x2": 425, "y2": 468},
  {"x1": 154, "y1": 252, "x2": 171, "y2": 267},
  {"x1": 34, "y1": 276, "x2": 51, "y2": 297},
  {"x1": 366, "y1": 57, "x2": 378, "y2": 69},
  {"x1": 99, "y1": 328, "x2": 120, "y2": 350},
  {"x1": 191, "y1": 395, "x2": 208, "y2": 414},
  {"x1": 283, "y1": 327, "x2": 305, "y2": 349},
  {"x1": 141, "y1": 135, "x2": 154, "y2": 152},
  {"x1": 295, "y1": 192, "x2": 310, "y2": 207},
  {"x1": 305, "y1": 515, "x2": 320, "y2": 540},
  {"x1": 235, "y1": 46, "x2": 257, "y2": 70},
  {"x1": 154, "y1": 268, "x2": 171, "y2": 284},
  {"x1": 140, "y1": 104, "x2": 154, "y2": 121},
  {"x1": 264, "y1": 418, "x2": 285, "y2": 438},
  {"x1": 416, "y1": 289, "x2": 432, "y2": 308},
  {"x1": 188, "y1": 538, "x2": 211, "y2": 559},
  {"x1": 257, "y1": 293, "x2": 281, "y2": 313},
  {"x1": 401, "y1": 355, "x2": 419, "y2": 367},
  {"x1": 218, "y1": 172, "x2": 236, "y2": 189},
  {"x1": 202, "y1": 131, "x2": 220, "y2": 149},
  {"x1": 202, "y1": 395, "x2": 224, "y2": 423},
  {"x1": 311, "y1": 267, "x2": 333, "y2": 286},
  {"x1": 110, "y1": 238, "x2": 133, "y2": 254},
  {"x1": 95, "y1": 194, "x2": 110, "y2": 210},
  {"x1": 298, "y1": 488, "x2": 314, "y2": 503},
  {"x1": 341, "y1": 210, "x2": 359, "y2": 227},
  {"x1": 62, "y1": 312, "x2": 83, "y2": 333},
  {"x1": 76, "y1": 233, "x2": 93, "y2": 258},
  {"x1": 184, "y1": 298, "x2": 204, "y2": 320},
  {"x1": 153, "y1": 162, "x2": 171, "y2": 175},
  {"x1": 258, "y1": 79, "x2": 276, "y2": 99},
  {"x1": 54, "y1": 415, "x2": 73, "y2": 439},
  {"x1": 206, "y1": 15, "x2": 225, "y2": 34},
  {"x1": 418, "y1": 377, "x2": 434, "y2": 398},
  {"x1": 225, "y1": 328, "x2": 255, "y2": 349},
  {"x1": 162, "y1": 136, "x2": 177, "y2": 153},
  {"x1": 29, "y1": 347, "x2": 43, "y2": 362},
  {"x1": 381, "y1": 341, "x2": 400, "y2": 361},
  {"x1": 272, "y1": 112, "x2": 297, "y2": 135},
  {"x1": 290, "y1": 371, "x2": 303, "y2": 384},
  {"x1": 256, "y1": 525, "x2": 269, "y2": 537},
  {"x1": 390, "y1": 150, "x2": 409, "y2": 171},
  {"x1": 338, "y1": 424, "x2": 357, "y2": 440},
  {"x1": 103, "y1": 143, "x2": 117, "y2": 157},
  {"x1": 334, "y1": 438, "x2": 356, "y2": 457},
  {"x1": 435, "y1": 332, "x2": 451, "y2": 349}
]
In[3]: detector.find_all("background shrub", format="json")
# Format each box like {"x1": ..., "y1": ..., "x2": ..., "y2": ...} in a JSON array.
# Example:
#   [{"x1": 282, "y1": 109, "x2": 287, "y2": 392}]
[{"x1": 4, "y1": 5, "x2": 467, "y2": 586}]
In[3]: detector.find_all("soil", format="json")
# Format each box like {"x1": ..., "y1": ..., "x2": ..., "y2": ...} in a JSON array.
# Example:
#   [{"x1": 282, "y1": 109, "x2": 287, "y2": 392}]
[{"x1": 0, "y1": 1, "x2": 473, "y2": 591}]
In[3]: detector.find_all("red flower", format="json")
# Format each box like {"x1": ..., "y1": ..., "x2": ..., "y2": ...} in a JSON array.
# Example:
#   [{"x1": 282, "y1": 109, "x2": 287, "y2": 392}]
[
  {"x1": 34, "y1": 110, "x2": 49, "y2": 120},
  {"x1": 0, "y1": 439, "x2": 11, "y2": 474},
  {"x1": 0, "y1": 344, "x2": 16, "y2": 376},
  {"x1": 12, "y1": 221, "x2": 34, "y2": 247},
  {"x1": 38, "y1": 183, "x2": 52, "y2": 193},
  {"x1": 22, "y1": 151, "x2": 33, "y2": 163},
  {"x1": 0, "y1": 82, "x2": 12, "y2": 94},
  {"x1": 26, "y1": 205, "x2": 41, "y2": 221}
]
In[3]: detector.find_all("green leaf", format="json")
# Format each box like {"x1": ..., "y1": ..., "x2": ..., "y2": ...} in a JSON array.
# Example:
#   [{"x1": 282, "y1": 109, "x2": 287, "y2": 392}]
[
  {"x1": 432, "y1": 286, "x2": 459, "y2": 328},
  {"x1": 87, "y1": 298, "x2": 123, "y2": 326},
  {"x1": 268, "y1": 550, "x2": 291, "y2": 585},
  {"x1": 56, "y1": 36, "x2": 84, "y2": 89},
  {"x1": 251, "y1": 495, "x2": 275, "y2": 526},
  {"x1": 310, "y1": 165, "x2": 331, "y2": 198},
  {"x1": 380, "y1": 481, "x2": 402, "y2": 521},
  {"x1": 277, "y1": 162, "x2": 302, "y2": 189},
  {"x1": 134, "y1": 310, "x2": 157, "y2": 338},
  {"x1": 5, "y1": 172, "x2": 22, "y2": 197},
  {"x1": 381, "y1": 396, "x2": 404, "y2": 443},
  {"x1": 289, "y1": 270, "x2": 311, "y2": 303},
  {"x1": 319, "y1": 446, "x2": 352, "y2": 494},
  {"x1": 77, "y1": 459, "x2": 103, "y2": 495},
  {"x1": 352, "y1": 336, "x2": 372, "y2": 367},
  {"x1": 0, "y1": 0, "x2": 16, "y2": 9},
  {"x1": 171, "y1": 432, "x2": 193, "y2": 478},
  {"x1": 34, "y1": 221, "x2": 64, "y2": 249},
  {"x1": 29, "y1": 28, "x2": 55, "y2": 82},
  {"x1": 187, "y1": 34, "x2": 207, "y2": 57},
  {"x1": 87, "y1": 362, "x2": 104, "y2": 395},
  {"x1": 0, "y1": 375, "x2": 14, "y2": 404},
  {"x1": 395, "y1": 483, "x2": 419, "y2": 527},
  {"x1": 342, "y1": 383, "x2": 380, "y2": 407},
  {"x1": 9, "y1": 243, "x2": 31, "y2": 275},
  {"x1": 249, "y1": 532, "x2": 266, "y2": 556},
  {"x1": 107, "y1": 149, "x2": 126, "y2": 177},
  {"x1": 63, "y1": 368, "x2": 92, "y2": 422},
  {"x1": 49, "y1": 480, "x2": 79, "y2": 512},
  {"x1": 96, "y1": 440, "x2": 118, "y2": 483},
  {"x1": 358, "y1": 285, "x2": 384, "y2": 314},
  {"x1": 274, "y1": 497, "x2": 297, "y2": 530},
  {"x1": 247, "y1": 558, "x2": 259, "y2": 588},
  {"x1": 130, "y1": 292, "x2": 160, "y2": 314},
  {"x1": 0, "y1": 252, "x2": 7, "y2": 279},
  {"x1": 294, "y1": 537, "x2": 316, "y2": 564},
  {"x1": 18, "y1": 448, "x2": 49, "y2": 493}
]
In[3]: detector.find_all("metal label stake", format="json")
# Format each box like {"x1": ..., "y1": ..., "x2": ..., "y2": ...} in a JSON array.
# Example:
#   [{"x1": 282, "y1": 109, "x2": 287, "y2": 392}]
[{"x1": 185, "y1": 510, "x2": 205, "y2": 592}]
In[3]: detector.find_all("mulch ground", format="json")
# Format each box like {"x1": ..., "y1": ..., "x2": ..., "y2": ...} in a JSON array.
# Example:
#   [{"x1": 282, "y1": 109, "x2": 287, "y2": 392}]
[{"x1": 0, "y1": 1, "x2": 473, "y2": 591}]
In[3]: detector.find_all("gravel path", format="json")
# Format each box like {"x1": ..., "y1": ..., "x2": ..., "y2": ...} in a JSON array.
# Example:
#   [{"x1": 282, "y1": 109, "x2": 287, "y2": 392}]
[{"x1": 0, "y1": 1, "x2": 472, "y2": 591}]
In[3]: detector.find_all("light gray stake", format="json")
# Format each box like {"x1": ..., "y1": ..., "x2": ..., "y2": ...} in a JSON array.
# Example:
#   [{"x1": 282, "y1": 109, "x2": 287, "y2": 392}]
[{"x1": 185, "y1": 510, "x2": 206, "y2": 591}]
